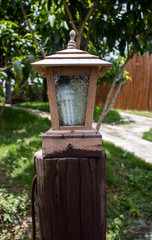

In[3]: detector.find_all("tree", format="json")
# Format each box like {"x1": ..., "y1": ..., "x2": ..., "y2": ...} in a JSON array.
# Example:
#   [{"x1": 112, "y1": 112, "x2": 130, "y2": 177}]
[
  {"x1": 0, "y1": 18, "x2": 37, "y2": 119},
  {"x1": 0, "y1": 0, "x2": 40, "y2": 119},
  {"x1": 1, "y1": 0, "x2": 152, "y2": 126},
  {"x1": 49, "y1": 0, "x2": 152, "y2": 129}
]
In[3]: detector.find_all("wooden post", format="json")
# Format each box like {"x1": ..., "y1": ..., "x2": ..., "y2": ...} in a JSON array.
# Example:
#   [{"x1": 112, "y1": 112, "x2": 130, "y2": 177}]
[
  {"x1": 34, "y1": 147, "x2": 106, "y2": 240},
  {"x1": 31, "y1": 29, "x2": 111, "y2": 240}
]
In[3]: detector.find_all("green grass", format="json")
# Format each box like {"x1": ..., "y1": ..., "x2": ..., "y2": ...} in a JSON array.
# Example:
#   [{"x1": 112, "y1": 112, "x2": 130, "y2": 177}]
[
  {"x1": 93, "y1": 106, "x2": 128, "y2": 124},
  {"x1": 0, "y1": 107, "x2": 152, "y2": 239},
  {"x1": 120, "y1": 109, "x2": 152, "y2": 118},
  {"x1": 143, "y1": 128, "x2": 152, "y2": 142},
  {"x1": 15, "y1": 102, "x2": 127, "y2": 124},
  {"x1": 0, "y1": 107, "x2": 51, "y2": 187},
  {"x1": 0, "y1": 107, "x2": 51, "y2": 239},
  {"x1": 15, "y1": 101, "x2": 50, "y2": 112}
]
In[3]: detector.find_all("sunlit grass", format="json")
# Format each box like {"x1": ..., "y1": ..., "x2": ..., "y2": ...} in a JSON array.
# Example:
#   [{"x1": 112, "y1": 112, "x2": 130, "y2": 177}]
[
  {"x1": 0, "y1": 107, "x2": 51, "y2": 238},
  {"x1": 15, "y1": 102, "x2": 128, "y2": 124},
  {"x1": 119, "y1": 109, "x2": 152, "y2": 118},
  {"x1": 104, "y1": 141, "x2": 152, "y2": 239},
  {"x1": 93, "y1": 106, "x2": 128, "y2": 124},
  {"x1": 15, "y1": 101, "x2": 50, "y2": 112},
  {"x1": 143, "y1": 128, "x2": 152, "y2": 142},
  {"x1": 0, "y1": 107, "x2": 152, "y2": 239},
  {"x1": 0, "y1": 107, "x2": 51, "y2": 186}
]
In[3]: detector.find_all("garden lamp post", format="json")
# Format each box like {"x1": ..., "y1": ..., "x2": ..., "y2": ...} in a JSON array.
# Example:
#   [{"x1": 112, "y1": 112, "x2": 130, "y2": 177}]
[{"x1": 31, "y1": 30, "x2": 112, "y2": 240}]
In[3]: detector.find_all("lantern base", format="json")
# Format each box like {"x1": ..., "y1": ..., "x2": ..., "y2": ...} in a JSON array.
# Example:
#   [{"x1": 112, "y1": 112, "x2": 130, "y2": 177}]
[{"x1": 42, "y1": 129, "x2": 102, "y2": 158}]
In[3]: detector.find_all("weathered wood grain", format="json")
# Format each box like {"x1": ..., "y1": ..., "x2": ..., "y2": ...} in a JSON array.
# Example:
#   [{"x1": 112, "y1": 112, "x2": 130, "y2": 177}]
[
  {"x1": 53, "y1": 66, "x2": 91, "y2": 76},
  {"x1": 85, "y1": 67, "x2": 98, "y2": 129},
  {"x1": 34, "y1": 151, "x2": 106, "y2": 240},
  {"x1": 95, "y1": 52, "x2": 152, "y2": 110},
  {"x1": 46, "y1": 67, "x2": 59, "y2": 130},
  {"x1": 42, "y1": 130, "x2": 102, "y2": 158}
]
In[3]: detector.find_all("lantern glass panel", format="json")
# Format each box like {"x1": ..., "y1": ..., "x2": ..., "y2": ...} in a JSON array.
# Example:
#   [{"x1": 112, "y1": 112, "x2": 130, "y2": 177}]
[{"x1": 54, "y1": 75, "x2": 89, "y2": 126}]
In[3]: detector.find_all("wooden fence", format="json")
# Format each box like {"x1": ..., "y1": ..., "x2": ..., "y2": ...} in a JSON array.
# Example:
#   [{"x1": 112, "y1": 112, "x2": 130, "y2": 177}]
[{"x1": 95, "y1": 52, "x2": 152, "y2": 110}]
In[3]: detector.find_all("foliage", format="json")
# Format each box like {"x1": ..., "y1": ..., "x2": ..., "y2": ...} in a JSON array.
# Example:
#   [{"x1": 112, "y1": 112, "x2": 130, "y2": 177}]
[
  {"x1": 0, "y1": 72, "x2": 6, "y2": 103},
  {"x1": 1, "y1": 0, "x2": 152, "y2": 118},
  {"x1": 0, "y1": 18, "x2": 39, "y2": 103},
  {"x1": 42, "y1": 0, "x2": 152, "y2": 56},
  {"x1": 0, "y1": 188, "x2": 31, "y2": 239},
  {"x1": 93, "y1": 106, "x2": 128, "y2": 124},
  {"x1": 98, "y1": 57, "x2": 132, "y2": 86},
  {"x1": 143, "y1": 128, "x2": 152, "y2": 142}
]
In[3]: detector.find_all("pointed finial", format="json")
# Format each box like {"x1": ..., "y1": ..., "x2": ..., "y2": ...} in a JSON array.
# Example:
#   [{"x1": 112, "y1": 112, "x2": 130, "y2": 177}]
[{"x1": 67, "y1": 30, "x2": 76, "y2": 49}]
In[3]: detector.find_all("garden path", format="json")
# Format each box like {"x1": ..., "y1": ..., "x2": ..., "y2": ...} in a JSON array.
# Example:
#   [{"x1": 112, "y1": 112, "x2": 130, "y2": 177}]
[
  {"x1": 8, "y1": 105, "x2": 152, "y2": 164},
  {"x1": 93, "y1": 112, "x2": 152, "y2": 164}
]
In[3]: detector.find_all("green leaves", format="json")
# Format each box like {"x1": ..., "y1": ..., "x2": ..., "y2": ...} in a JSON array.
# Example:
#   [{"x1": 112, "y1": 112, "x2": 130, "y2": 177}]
[
  {"x1": 0, "y1": 0, "x2": 152, "y2": 103},
  {"x1": 24, "y1": 54, "x2": 37, "y2": 79},
  {"x1": 12, "y1": 59, "x2": 23, "y2": 81},
  {"x1": 124, "y1": 71, "x2": 132, "y2": 83},
  {"x1": 0, "y1": 86, "x2": 5, "y2": 99},
  {"x1": 0, "y1": 20, "x2": 18, "y2": 28}
]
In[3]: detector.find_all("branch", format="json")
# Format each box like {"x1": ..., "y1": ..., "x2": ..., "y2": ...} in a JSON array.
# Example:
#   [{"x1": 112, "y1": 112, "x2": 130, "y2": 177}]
[
  {"x1": 96, "y1": 57, "x2": 130, "y2": 131},
  {"x1": 62, "y1": 0, "x2": 79, "y2": 35},
  {"x1": 79, "y1": 0, "x2": 98, "y2": 35},
  {"x1": 19, "y1": 0, "x2": 45, "y2": 58},
  {"x1": 84, "y1": 9, "x2": 99, "y2": 50},
  {"x1": 0, "y1": 67, "x2": 8, "y2": 71},
  {"x1": 105, "y1": 78, "x2": 124, "y2": 115},
  {"x1": 0, "y1": 100, "x2": 6, "y2": 121}
]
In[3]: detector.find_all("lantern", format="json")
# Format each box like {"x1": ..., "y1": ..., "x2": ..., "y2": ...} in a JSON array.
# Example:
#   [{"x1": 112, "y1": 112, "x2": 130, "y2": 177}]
[{"x1": 31, "y1": 30, "x2": 112, "y2": 157}]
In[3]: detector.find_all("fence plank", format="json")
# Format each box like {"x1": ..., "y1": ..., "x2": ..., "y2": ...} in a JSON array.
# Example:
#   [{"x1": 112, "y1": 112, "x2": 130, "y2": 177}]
[{"x1": 95, "y1": 53, "x2": 152, "y2": 110}]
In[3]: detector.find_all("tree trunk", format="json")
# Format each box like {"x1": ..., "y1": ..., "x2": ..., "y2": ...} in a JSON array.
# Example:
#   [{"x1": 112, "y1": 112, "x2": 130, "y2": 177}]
[
  {"x1": 105, "y1": 77, "x2": 124, "y2": 115},
  {"x1": 96, "y1": 58, "x2": 130, "y2": 131},
  {"x1": 41, "y1": 78, "x2": 48, "y2": 102},
  {"x1": 5, "y1": 78, "x2": 11, "y2": 104},
  {"x1": 34, "y1": 151, "x2": 106, "y2": 240},
  {"x1": 0, "y1": 100, "x2": 6, "y2": 121}
]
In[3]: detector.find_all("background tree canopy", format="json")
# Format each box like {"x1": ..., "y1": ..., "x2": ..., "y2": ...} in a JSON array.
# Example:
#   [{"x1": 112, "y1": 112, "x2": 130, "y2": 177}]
[{"x1": 0, "y1": 0, "x2": 152, "y2": 124}]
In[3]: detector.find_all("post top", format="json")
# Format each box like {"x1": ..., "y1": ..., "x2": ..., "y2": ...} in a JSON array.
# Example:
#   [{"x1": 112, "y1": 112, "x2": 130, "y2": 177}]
[
  {"x1": 31, "y1": 29, "x2": 112, "y2": 78},
  {"x1": 67, "y1": 30, "x2": 76, "y2": 49}
]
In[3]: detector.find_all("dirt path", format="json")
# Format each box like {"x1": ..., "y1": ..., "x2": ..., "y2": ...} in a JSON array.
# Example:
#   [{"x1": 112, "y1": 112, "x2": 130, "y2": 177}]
[
  {"x1": 7, "y1": 105, "x2": 152, "y2": 164},
  {"x1": 93, "y1": 112, "x2": 152, "y2": 164}
]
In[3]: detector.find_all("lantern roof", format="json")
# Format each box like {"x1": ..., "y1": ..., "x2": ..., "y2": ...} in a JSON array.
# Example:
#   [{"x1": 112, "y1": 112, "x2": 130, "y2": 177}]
[{"x1": 31, "y1": 30, "x2": 112, "y2": 78}]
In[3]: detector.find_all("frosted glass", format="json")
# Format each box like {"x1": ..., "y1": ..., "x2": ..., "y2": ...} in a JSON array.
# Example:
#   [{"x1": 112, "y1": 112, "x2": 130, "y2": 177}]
[{"x1": 54, "y1": 75, "x2": 89, "y2": 126}]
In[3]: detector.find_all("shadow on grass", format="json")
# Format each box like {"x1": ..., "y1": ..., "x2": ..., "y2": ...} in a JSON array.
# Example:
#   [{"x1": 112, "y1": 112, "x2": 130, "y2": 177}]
[
  {"x1": 1, "y1": 107, "x2": 152, "y2": 239},
  {"x1": 0, "y1": 107, "x2": 50, "y2": 239},
  {"x1": 0, "y1": 107, "x2": 51, "y2": 187}
]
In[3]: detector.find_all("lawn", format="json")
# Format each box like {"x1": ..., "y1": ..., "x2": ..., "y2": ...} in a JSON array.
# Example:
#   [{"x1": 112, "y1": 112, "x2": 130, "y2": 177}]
[
  {"x1": 15, "y1": 102, "x2": 128, "y2": 125},
  {"x1": 15, "y1": 101, "x2": 50, "y2": 112},
  {"x1": 0, "y1": 107, "x2": 152, "y2": 239},
  {"x1": 0, "y1": 107, "x2": 51, "y2": 239},
  {"x1": 120, "y1": 109, "x2": 152, "y2": 119},
  {"x1": 143, "y1": 128, "x2": 152, "y2": 142}
]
